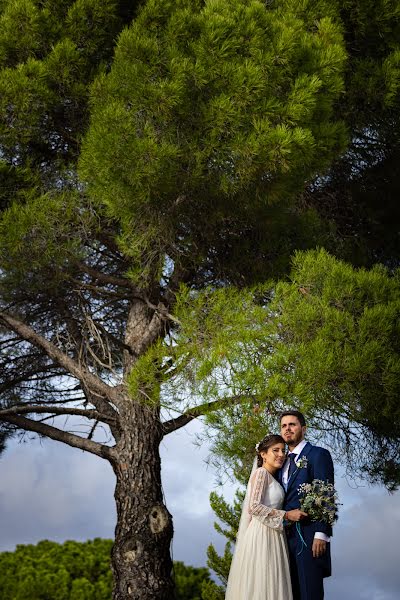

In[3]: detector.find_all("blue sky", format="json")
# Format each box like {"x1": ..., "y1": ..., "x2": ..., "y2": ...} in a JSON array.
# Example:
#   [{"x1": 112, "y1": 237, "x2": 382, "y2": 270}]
[{"x1": 0, "y1": 420, "x2": 399, "y2": 599}]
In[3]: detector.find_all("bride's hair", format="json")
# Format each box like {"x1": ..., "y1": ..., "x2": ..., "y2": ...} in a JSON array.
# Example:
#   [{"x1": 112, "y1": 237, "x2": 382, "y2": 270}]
[{"x1": 256, "y1": 434, "x2": 285, "y2": 467}]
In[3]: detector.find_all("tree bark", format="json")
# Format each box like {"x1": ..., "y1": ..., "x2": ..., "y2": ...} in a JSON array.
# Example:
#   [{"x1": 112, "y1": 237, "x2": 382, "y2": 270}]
[{"x1": 110, "y1": 397, "x2": 174, "y2": 600}]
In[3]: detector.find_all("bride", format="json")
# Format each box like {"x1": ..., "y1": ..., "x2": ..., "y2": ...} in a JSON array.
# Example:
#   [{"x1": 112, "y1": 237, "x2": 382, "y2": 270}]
[{"x1": 225, "y1": 434, "x2": 307, "y2": 600}]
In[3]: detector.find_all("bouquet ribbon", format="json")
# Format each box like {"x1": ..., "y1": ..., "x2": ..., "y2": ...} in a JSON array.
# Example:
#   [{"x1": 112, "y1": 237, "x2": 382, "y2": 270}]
[{"x1": 296, "y1": 523, "x2": 307, "y2": 555}]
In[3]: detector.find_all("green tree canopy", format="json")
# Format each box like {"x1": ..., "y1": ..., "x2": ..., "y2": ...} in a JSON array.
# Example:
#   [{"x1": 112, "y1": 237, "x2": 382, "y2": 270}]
[
  {"x1": 193, "y1": 250, "x2": 400, "y2": 490},
  {"x1": 0, "y1": 539, "x2": 113, "y2": 600},
  {"x1": 79, "y1": 0, "x2": 348, "y2": 282},
  {"x1": 173, "y1": 561, "x2": 211, "y2": 600},
  {"x1": 0, "y1": 539, "x2": 210, "y2": 600}
]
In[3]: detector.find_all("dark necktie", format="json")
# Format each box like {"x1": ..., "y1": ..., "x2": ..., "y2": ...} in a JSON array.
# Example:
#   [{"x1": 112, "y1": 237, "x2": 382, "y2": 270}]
[{"x1": 287, "y1": 453, "x2": 297, "y2": 479}]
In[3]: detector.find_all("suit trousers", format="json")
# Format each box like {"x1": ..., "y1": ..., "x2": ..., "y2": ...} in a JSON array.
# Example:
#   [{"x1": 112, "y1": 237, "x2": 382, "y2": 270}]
[{"x1": 286, "y1": 525, "x2": 327, "y2": 600}]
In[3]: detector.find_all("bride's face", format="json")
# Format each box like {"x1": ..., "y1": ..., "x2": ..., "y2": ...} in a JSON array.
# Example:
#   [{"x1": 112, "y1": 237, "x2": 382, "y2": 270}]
[{"x1": 261, "y1": 442, "x2": 286, "y2": 473}]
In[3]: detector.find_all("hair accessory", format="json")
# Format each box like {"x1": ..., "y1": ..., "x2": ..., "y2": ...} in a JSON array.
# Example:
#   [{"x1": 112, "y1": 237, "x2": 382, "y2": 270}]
[{"x1": 255, "y1": 442, "x2": 260, "y2": 452}]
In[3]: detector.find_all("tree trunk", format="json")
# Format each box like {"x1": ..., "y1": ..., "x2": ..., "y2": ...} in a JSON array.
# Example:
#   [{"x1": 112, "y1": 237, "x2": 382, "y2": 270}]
[
  {"x1": 110, "y1": 399, "x2": 174, "y2": 600},
  {"x1": 108, "y1": 299, "x2": 174, "y2": 599}
]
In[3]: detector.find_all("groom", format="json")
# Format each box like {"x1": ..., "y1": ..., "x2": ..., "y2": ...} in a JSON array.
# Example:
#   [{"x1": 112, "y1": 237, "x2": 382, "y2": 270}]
[{"x1": 279, "y1": 410, "x2": 334, "y2": 600}]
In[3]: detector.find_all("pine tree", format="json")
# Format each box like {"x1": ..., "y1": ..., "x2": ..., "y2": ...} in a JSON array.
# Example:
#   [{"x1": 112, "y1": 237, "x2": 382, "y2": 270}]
[
  {"x1": 201, "y1": 490, "x2": 243, "y2": 600},
  {"x1": 1, "y1": 2, "x2": 400, "y2": 599}
]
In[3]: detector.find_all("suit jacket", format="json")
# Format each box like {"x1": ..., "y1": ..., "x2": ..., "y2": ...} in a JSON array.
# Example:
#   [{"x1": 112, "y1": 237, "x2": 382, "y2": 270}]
[{"x1": 279, "y1": 441, "x2": 334, "y2": 537}]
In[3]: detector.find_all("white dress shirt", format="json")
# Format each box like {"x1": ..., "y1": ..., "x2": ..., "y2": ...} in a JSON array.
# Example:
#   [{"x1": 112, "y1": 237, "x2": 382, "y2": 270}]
[{"x1": 283, "y1": 439, "x2": 330, "y2": 542}]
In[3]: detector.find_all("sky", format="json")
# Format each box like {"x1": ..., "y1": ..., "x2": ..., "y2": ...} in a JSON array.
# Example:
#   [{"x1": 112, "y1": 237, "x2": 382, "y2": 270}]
[{"x1": 0, "y1": 420, "x2": 399, "y2": 600}]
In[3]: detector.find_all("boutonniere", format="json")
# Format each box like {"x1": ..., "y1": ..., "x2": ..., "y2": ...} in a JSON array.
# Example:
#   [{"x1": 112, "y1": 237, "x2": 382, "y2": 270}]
[{"x1": 297, "y1": 456, "x2": 308, "y2": 469}]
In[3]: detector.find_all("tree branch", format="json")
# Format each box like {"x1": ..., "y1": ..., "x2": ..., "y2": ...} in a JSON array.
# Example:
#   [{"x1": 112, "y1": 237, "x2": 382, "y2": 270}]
[
  {"x1": 76, "y1": 261, "x2": 135, "y2": 289},
  {"x1": 0, "y1": 311, "x2": 120, "y2": 409},
  {"x1": 0, "y1": 404, "x2": 116, "y2": 424},
  {"x1": 1, "y1": 413, "x2": 113, "y2": 459},
  {"x1": 0, "y1": 365, "x2": 63, "y2": 394},
  {"x1": 71, "y1": 279, "x2": 129, "y2": 299},
  {"x1": 77, "y1": 262, "x2": 179, "y2": 326},
  {"x1": 162, "y1": 394, "x2": 253, "y2": 435},
  {"x1": 140, "y1": 298, "x2": 181, "y2": 326}
]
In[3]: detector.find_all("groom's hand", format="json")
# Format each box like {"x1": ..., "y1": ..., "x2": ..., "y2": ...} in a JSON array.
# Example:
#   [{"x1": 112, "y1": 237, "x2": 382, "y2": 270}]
[{"x1": 312, "y1": 539, "x2": 326, "y2": 558}]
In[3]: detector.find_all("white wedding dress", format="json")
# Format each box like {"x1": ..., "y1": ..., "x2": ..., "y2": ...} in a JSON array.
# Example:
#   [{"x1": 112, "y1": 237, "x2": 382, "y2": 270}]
[{"x1": 225, "y1": 467, "x2": 293, "y2": 600}]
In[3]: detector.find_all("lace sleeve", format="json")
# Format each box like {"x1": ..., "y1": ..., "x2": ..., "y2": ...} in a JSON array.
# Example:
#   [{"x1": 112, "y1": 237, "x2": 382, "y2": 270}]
[{"x1": 248, "y1": 468, "x2": 285, "y2": 531}]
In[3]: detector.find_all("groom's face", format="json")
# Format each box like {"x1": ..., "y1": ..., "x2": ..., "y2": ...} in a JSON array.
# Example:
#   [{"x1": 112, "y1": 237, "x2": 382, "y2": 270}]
[{"x1": 280, "y1": 415, "x2": 306, "y2": 448}]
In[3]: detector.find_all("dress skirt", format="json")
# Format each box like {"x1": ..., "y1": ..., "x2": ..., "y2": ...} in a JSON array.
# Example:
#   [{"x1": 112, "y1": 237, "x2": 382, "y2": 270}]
[{"x1": 225, "y1": 517, "x2": 293, "y2": 600}]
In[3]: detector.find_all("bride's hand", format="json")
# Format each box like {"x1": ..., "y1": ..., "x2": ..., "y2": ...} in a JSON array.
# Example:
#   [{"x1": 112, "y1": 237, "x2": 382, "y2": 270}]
[{"x1": 285, "y1": 509, "x2": 308, "y2": 522}]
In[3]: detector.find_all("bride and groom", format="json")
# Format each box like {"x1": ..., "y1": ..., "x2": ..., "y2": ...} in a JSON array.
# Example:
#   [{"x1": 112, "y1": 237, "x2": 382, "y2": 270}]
[{"x1": 225, "y1": 410, "x2": 334, "y2": 600}]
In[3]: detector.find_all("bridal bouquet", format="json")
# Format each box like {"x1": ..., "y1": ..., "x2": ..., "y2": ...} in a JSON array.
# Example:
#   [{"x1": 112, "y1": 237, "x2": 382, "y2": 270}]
[{"x1": 298, "y1": 479, "x2": 340, "y2": 525}]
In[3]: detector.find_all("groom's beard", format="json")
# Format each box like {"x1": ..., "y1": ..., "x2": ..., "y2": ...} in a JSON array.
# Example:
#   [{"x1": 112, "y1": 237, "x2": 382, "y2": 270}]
[{"x1": 285, "y1": 432, "x2": 304, "y2": 448}]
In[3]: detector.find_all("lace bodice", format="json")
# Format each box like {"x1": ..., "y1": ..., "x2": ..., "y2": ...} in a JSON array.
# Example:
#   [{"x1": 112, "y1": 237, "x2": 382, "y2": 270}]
[{"x1": 248, "y1": 467, "x2": 286, "y2": 530}]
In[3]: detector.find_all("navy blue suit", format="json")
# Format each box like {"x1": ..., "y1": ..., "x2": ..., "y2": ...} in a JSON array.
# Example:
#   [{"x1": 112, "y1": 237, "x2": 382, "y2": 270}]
[{"x1": 279, "y1": 442, "x2": 334, "y2": 600}]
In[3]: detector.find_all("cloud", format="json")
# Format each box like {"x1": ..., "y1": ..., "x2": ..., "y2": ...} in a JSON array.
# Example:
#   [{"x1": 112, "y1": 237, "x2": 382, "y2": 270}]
[
  {"x1": 325, "y1": 482, "x2": 400, "y2": 600},
  {"x1": 161, "y1": 421, "x2": 237, "y2": 518},
  {"x1": 0, "y1": 439, "x2": 115, "y2": 549}
]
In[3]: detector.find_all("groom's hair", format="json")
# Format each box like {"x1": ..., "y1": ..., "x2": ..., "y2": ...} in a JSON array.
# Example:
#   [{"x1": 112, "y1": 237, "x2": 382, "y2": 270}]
[{"x1": 279, "y1": 410, "x2": 306, "y2": 427}]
